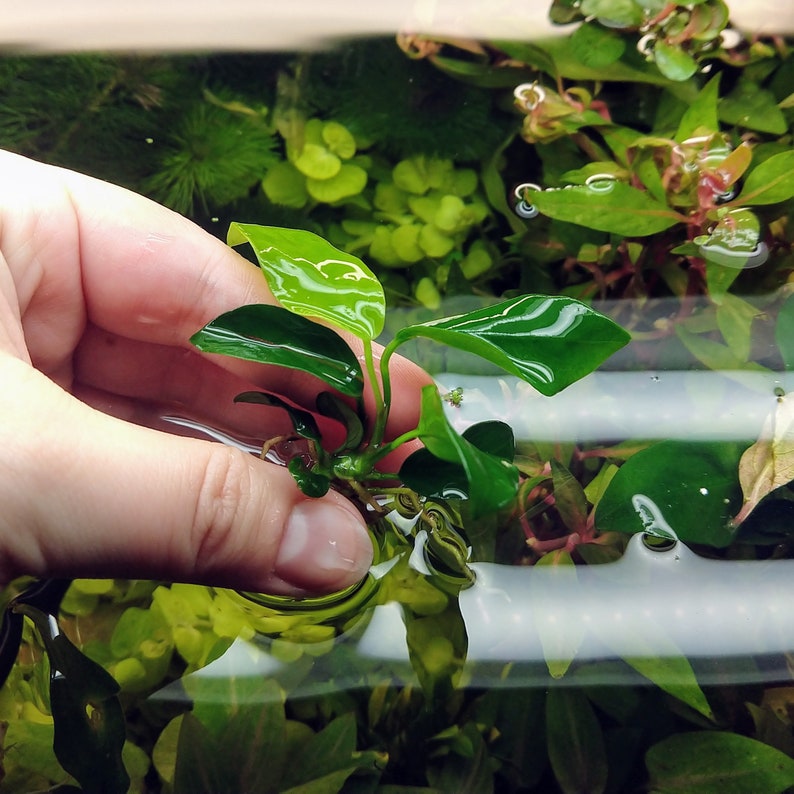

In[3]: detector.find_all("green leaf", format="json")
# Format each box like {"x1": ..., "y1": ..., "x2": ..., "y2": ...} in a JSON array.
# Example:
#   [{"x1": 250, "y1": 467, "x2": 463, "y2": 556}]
[
  {"x1": 735, "y1": 150, "x2": 794, "y2": 206},
  {"x1": 400, "y1": 420, "x2": 516, "y2": 502},
  {"x1": 532, "y1": 550, "x2": 584, "y2": 678},
  {"x1": 546, "y1": 688, "x2": 607, "y2": 794},
  {"x1": 646, "y1": 731, "x2": 794, "y2": 793},
  {"x1": 191, "y1": 304, "x2": 364, "y2": 398},
  {"x1": 316, "y1": 391, "x2": 364, "y2": 452},
  {"x1": 44, "y1": 628, "x2": 129, "y2": 794},
  {"x1": 594, "y1": 440, "x2": 744, "y2": 547},
  {"x1": 526, "y1": 182, "x2": 682, "y2": 237},
  {"x1": 551, "y1": 459, "x2": 588, "y2": 532},
  {"x1": 391, "y1": 295, "x2": 630, "y2": 397},
  {"x1": 262, "y1": 161, "x2": 309, "y2": 208},
  {"x1": 408, "y1": 387, "x2": 519, "y2": 518},
  {"x1": 227, "y1": 223, "x2": 385, "y2": 340},
  {"x1": 234, "y1": 391, "x2": 322, "y2": 441},
  {"x1": 306, "y1": 163, "x2": 368, "y2": 203},
  {"x1": 675, "y1": 74, "x2": 720, "y2": 141},
  {"x1": 426, "y1": 723, "x2": 494, "y2": 794},
  {"x1": 288, "y1": 457, "x2": 331, "y2": 498},
  {"x1": 293, "y1": 143, "x2": 341, "y2": 180},
  {"x1": 775, "y1": 293, "x2": 794, "y2": 370},
  {"x1": 720, "y1": 79, "x2": 788, "y2": 135},
  {"x1": 580, "y1": 0, "x2": 643, "y2": 27},
  {"x1": 654, "y1": 40, "x2": 698, "y2": 81},
  {"x1": 569, "y1": 21, "x2": 625, "y2": 68}
]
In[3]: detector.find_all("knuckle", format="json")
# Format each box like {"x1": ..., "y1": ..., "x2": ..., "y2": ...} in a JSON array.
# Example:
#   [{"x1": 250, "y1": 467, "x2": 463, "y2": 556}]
[{"x1": 190, "y1": 445, "x2": 263, "y2": 577}]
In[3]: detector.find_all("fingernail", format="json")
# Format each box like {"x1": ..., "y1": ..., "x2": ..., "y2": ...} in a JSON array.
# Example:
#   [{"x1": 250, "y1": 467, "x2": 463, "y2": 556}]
[{"x1": 275, "y1": 501, "x2": 373, "y2": 591}]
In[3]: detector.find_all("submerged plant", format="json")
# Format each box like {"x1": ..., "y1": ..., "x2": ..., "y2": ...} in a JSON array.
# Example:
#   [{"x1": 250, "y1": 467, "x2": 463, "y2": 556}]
[{"x1": 191, "y1": 223, "x2": 628, "y2": 546}]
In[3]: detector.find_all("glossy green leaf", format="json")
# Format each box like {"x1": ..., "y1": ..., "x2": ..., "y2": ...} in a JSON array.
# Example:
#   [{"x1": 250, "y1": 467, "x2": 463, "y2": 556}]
[
  {"x1": 526, "y1": 182, "x2": 682, "y2": 237},
  {"x1": 400, "y1": 420, "x2": 515, "y2": 503},
  {"x1": 234, "y1": 391, "x2": 322, "y2": 441},
  {"x1": 288, "y1": 457, "x2": 331, "y2": 498},
  {"x1": 546, "y1": 688, "x2": 607, "y2": 794},
  {"x1": 594, "y1": 440, "x2": 744, "y2": 547},
  {"x1": 646, "y1": 731, "x2": 794, "y2": 793},
  {"x1": 407, "y1": 387, "x2": 519, "y2": 518},
  {"x1": 227, "y1": 223, "x2": 385, "y2": 340},
  {"x1": 190, "y1": 304, "x2": 364, "y2": 397},
  {"x1": 735, "y1": 150, "x2": 794, "y2": 206},
  {"x1": 391, "y1": 295, "x2": 630, "y2": 397}
]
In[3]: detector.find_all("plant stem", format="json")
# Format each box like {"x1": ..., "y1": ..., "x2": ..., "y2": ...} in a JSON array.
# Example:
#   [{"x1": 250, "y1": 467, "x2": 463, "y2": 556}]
[{"x1": 370, "y1": 338, "x2": 399, "y2": 448}]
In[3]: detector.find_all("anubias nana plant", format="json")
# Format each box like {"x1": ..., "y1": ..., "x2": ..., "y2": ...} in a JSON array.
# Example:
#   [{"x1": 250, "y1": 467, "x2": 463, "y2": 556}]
[{"x1": 190, "y1": 223, "x2": 629, "y2": 571}]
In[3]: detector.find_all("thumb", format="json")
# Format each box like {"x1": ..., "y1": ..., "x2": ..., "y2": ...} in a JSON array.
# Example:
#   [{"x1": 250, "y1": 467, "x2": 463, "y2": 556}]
[{"x1": 0, "y1": 359, "x2": 373, "y2": 594}]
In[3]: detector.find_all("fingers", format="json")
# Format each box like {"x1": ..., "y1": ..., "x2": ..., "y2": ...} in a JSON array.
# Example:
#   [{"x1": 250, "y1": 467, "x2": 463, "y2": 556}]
[
  {"x1": 1, "y1": 150, "x2": 431, "y2": 436},
  {"x1": 0, "y1": 356, "x2": 373, "y2": 594}
]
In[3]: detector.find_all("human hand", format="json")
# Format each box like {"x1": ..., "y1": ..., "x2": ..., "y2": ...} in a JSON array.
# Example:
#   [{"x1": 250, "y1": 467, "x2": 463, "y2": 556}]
[{"x1": 0, "y1": 150, "x2": 430, "y2": 595}]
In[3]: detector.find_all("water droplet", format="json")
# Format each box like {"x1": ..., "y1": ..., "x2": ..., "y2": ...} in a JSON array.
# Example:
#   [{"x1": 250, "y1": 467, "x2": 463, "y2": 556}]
[
  {"x1": 699, "y1": 487, "x2": 709, "y2": 496},
  {"x1": 585, "y1": 173, "x2": 618, "y2": 194}
]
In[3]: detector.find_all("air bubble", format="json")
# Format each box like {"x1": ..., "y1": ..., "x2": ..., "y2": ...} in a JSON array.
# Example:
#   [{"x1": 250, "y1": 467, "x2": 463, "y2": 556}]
[
  {"x1": 513, "y1": 182, "x2": 541, "y2": 219},
  {"x1": 720, "y1": 29, "x2": 743, "y2": 49},
  {"x1": 637, "y1": 33, "x2": 655, "y2": 58},
  {"x1": 584, "y1": 173, "x2": 618, "y2": 194},
  {"x1": 513, "y1": 82, "x2": 546, "y2": 112}
]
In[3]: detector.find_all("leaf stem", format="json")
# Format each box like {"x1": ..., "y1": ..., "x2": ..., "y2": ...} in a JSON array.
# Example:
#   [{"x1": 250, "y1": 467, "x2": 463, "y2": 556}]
[{"x1": 370, "y1": 338, "x2": 400, "y2": 447}]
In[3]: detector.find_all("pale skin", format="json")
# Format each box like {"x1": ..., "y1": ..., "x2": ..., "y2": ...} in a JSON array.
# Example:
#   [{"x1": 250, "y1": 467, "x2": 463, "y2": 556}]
[{"x1": 0, "y1": 150, "x2": 430, "y2": 595}]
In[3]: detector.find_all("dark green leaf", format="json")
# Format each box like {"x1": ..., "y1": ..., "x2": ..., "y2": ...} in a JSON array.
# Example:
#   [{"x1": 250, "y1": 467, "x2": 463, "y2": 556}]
[
  {"x1": 45, "y1": 630, "x2": 129, "y2": 794},
  {"x1": 405, "y1": 388, "x2": 519, "y2": 518},
  {"x1": 228, "y1": 223, "x2": 385, "y2": 340},
  {"x1": 775, "y1": 294, "x2": 794, "y2": 370},
  {"x1": 280, "y1": 713, "x2": 372, "y2": 792},
  {"x1": 288, "y1": 457, "x2": 331, "y2": 498},
  {"x1": 316, "y1": 391, "x2": 364, "y2": 451},
  {"x1": 426, "y1": 724, "x2": 493, "y2": 794},
  {"x1": 235, "y1": 391, "x2": 322, "y2": 441},
  {"x1": 191, "y1": 304, "x2": 364, "y2": 397},
  {"x1": 401, "y1": 421, "x2": 515, "y2": 503},
  {"x1": 735, "y1": 150, "x2": 794, "y2": 206},
  {"x1": 594, "y1": 441, "x2": 744, "y2": 547},
  {"x1": 392, "y1": 295, "x2": 630, "y2": 397},
  {"x1": 526, "y1": 182, "x2": 683, "y2": 237},
  {"x1": 646, "y1": 731, "x2": 794, "y2": 793},
  {"x1": 546, "y1": 688, "x2": 607, "y2": 794}
]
